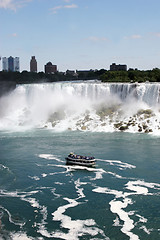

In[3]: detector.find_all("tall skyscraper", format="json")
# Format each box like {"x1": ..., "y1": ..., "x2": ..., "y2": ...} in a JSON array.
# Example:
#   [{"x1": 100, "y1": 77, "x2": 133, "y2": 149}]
[
  {"x1": 14, "y1": 57, "x2": 20, "y2": 71},
  {"x1": 30, "y1": 56, "x2": 37, "y2": 72},
  {"x1": 8, "y1": 56, "x2": 14, "y2": 71},
  {"x1": 2, "y1": 57, "x2": 8, "y2": 71},
  {"x1": 2, "y1": 56, "x2": 20, "y2": 72}
]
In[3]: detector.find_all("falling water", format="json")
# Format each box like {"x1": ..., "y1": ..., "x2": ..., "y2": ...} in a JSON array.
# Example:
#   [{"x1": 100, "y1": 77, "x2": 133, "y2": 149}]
[{"x1": 0, "y1": 81, "x2": 160, "y2": 134}]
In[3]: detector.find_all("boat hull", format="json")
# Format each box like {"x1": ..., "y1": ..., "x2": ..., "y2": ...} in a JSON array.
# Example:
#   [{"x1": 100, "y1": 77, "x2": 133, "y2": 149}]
[{"x1": 65, "y1": 157, "x2": 96, "y2": 167}]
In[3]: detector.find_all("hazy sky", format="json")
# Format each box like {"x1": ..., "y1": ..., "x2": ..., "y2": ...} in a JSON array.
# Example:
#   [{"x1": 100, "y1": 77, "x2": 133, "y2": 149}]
[{"x1": 1, "y1": 0, "x2": 160, "y2": 72}]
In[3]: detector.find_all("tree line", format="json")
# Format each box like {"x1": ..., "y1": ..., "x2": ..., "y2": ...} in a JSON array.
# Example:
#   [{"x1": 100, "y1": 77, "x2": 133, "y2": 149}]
[
  {"x1": 100, "y1": 68, "x2": 160, "y2": 82},
  {"x1": 1, "y1": 68, "x2": 160, "y2": 84}
]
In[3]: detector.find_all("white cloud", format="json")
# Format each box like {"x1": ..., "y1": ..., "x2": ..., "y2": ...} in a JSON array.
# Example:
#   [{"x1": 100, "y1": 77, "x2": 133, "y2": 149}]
[
  {"x1": 0, "y1": 0, "x2": 14, "y2": 9},
  {"x1": 86, "y1": 36, "x2": 109, "y2": 42},
  {"x1": 131, "y1": 34, "x2": 142, "y2": 39},
  {"x1": 0, "y1": 0, "x2": 32, "y2": 10},
  {"x1": 51, "y1": 4, "x2": 78, "y2": 14},
  {"x1": 64, "y1": 4, "x2": 77, "y2": 9},
  {"x1": 124, "y1": 34, "x2": 142, "y2": 40},
  {"x1": 63, "y1": 0, "x2": 72, "y2": 2}
]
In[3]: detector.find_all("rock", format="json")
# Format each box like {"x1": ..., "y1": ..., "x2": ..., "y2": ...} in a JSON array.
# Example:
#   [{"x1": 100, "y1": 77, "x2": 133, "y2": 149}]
[
  {"x1": 138, "y1": 126, "x2": 142, "y2": 132},
  {"x1": 48, "y1": 110, "x2": 65, "y2": 122},
  {"x1": 142, "y1": 123, "x2": 148, "y2": 130},
  {"x1": 96, "y1": 104, "x2": 119, "y2": 119},
  {"x1": 137, "y1": 109, "x2": 155, "y2": 118},
  {"x1": 114, "y1": 122, "x2": 123, "y2": 128},
  {"x1": 52, "y1": 122, "x2": 57, "y2": 127},
  {"x1": 144, "y1": 129, "x2": 150, "y2": 133},
  {"x1": 84, "y1": 114, "x2": 92, "y2": 122},
  {"x1": 149, "y1": 129, "x2": 153, "y2": 132},
  {"x1": 81, "y1": 126, "x2": 87, "y2": 131},
  {"x1": 119, "y1": 125, "x2": 128, "y2": 131}
]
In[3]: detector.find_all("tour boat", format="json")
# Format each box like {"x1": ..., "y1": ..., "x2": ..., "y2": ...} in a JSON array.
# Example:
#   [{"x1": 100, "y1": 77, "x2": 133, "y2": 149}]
[{"x1": 65, "y1": 153, "x2": 96, "y2": 167}]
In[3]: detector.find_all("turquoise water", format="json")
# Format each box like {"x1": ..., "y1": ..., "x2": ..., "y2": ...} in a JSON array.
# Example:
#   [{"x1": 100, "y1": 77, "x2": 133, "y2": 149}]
[{"x1": 0, "y1": 130, "x2": 160, "y2": 239}]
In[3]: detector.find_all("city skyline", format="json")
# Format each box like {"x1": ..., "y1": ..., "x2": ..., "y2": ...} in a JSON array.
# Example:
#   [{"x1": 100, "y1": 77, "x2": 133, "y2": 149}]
[{"x1": 1, "y1": 0, "x2": 160, "y2": 72}]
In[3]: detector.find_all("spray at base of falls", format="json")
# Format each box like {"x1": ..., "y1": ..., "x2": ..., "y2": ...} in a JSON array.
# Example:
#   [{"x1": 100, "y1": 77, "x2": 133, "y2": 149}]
[{"x1": 0, "y1": 81, "x2": 160, "y2": 134}]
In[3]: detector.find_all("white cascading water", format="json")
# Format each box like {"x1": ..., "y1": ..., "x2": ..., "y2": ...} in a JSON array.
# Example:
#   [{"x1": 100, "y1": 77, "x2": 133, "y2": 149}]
[{"x1": 0, "y1": 81, "x2": 160, "y2": 134}]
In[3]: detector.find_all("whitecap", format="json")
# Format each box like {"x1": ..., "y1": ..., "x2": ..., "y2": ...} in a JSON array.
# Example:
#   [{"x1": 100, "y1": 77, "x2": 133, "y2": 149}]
[
  {"x1": 136, "y1": 214, "x2": 147, "y2": 223},
  {"x1": 97, "y1": 159, "x2": 136, "y2": 170},
  {"x1": 28, "y1": 175, "x2": 40, "y2": 181},
  {"x1": 139, "y1": 225, "x2": 152, "y2": 235},
  {"x1": 50, "y1": 197, "x2": 109, "y2": 240},
  {"x1": 10, "y1": 232, "x2": 34, "y2": 240},
  {"x1": 38, "y1": 154, "x2": 63, "y2": 162}
]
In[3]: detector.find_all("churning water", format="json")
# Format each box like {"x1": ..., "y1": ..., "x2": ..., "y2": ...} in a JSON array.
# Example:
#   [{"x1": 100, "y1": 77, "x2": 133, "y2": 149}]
[
  {"x1": 0, "y1": 81, "x2": 160, "y2": 134},
  {"x1": 0, "y1": 81, "x2": 160, "y2": 239}
]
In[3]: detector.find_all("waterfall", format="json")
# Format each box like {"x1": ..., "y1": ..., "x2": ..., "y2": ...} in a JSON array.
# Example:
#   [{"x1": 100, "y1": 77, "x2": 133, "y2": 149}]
[{"x1": 0, "y1": 81, "x2": 160, "y2": 133}]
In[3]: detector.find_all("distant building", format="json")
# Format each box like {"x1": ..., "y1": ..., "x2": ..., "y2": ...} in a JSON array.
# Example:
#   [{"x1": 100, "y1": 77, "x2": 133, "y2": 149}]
[
  {"x1": 14, "y1": 57, "x2": 20, "y2": 71},
  {"x1": 110, "y1": 63, "x2": 127, "y2": 71},
  {"x1": 2, "y1": 56, "x2": 20, "y2": 72},
  {"x1": 8, "y1": 56, "x2": 14, "y2": 71},
  {"x1": 44, "y1": 62, "x2": 57, "y2": 74},
  {"x1": 66, "y1": 70, "x2": 75, "y2": 75},
  {"x1": 2, "y1": 57, "x2": 8, "y2": 71},
  {"x1": 66, "y1": 70, "x2": 78, "y2": 78},
  {"x1": 76, "y1": 69, "x2": 95, "y2": 78},
  {"x1": 30, "y1": 56, "x2": 37, "y2": 72}
]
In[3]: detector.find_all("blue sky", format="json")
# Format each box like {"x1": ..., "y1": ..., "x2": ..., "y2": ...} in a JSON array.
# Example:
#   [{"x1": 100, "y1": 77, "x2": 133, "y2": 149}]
[{"x1": 1, "y1": 0, "x2": 160, "y2": 72}]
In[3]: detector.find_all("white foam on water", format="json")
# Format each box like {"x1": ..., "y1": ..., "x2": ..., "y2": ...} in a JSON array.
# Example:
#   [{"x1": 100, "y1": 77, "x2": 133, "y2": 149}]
[
  {"x1": 54, "y1": 182, "x2": 64, "y2": 185},
  {"x1": 107, "y1": 171, "x2": 125, "y2": 179},
  {"x1": 92, "y1": 178, "x2": 160, "y2": 240},
  {"x1": 139, "y1": 226, "x2": 152, "y2": 235},
  {"x1": 24, "y1": 197, "x2": 40, "y2": 208},
  {"x1": 0, "y1": 206, "x2": 25, "y2": 227},
  {"x1": 0, "y1": 164, "x2": 11, "y2": 172},
  {"x1": 41, "y1": 173, "x2": 47, "y2": 178},
  {"x1": 90, "y1": 168, "x2": 106, "y2": 180},
  {"x1": 51, "y1": 188, "x2": 61, "y2": 198},
  {"x1": 110, "y1": 198, "x2": 139, "y2": 240},
  {"x1": 0, "y1": 189, "x2": 39, "y2": 198},
  {"x1": 93, "y1": 187, "x2": 124, "y2": 198},
  {"x1": 74, "y1": 178, "x2": 87, "y2": 199},
  {"x1": 136, "y1": 214, "x2": 147, "y2": 223},
  {"x1": 28, "y1": 175, "x2": 40, "y2": 181},
  {"x1": 36, "y1": 206, "x2": 48, "y2": 235},
  {"x1": 113, "y1": 216, "x2": 121, "y2": 226},
  {"x1": 10, "y1": 232, "x2": 34, "y2": 240},
  {"x1": 38, "y1": 154, "x2": 63, "y2": 162},
  {"x1": 50, "y1": 197, "x2": 109, "y2": 240},
  {"x1": 125, "y1": 180, "x2": 160, "y2": 196},
  {"x1": 93, "y1": 186, "x2": 139, "y2": 239},
  {"x1": 97, "y1": 159, "x2": 136, "y2": 170}
]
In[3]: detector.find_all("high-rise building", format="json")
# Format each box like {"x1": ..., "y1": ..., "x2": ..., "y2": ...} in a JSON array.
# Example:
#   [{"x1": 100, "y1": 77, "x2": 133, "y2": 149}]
[
  {"x1": 2, "y1": 57, "x2": 8, "y2": 71},
  {"x1": 2, "y1": 56, "x2": 20, "y2": 72},
  {"x1": 30, "y1": 56, "x2": 37, "y2": 72},
  {"x1": 44, "y1": 62, "x2": 57, "y2": 74},
  {"x1": 14, "y1": 57, "x2": 20, "y2": 71},
  {"x1": 8, "y1": 56, "x2": 14, "y2": 71}
]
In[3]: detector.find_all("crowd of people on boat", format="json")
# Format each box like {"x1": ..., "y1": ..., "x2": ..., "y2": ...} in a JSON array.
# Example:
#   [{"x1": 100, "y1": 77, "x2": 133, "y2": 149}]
[{"x1": 68, "y1": 153, "x2": 94, "y2": 160}]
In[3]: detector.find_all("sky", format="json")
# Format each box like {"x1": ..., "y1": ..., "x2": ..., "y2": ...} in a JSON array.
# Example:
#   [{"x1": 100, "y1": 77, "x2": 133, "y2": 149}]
[{"x1": 0, "y1": 0, "x2": 160, "y2": 72}]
